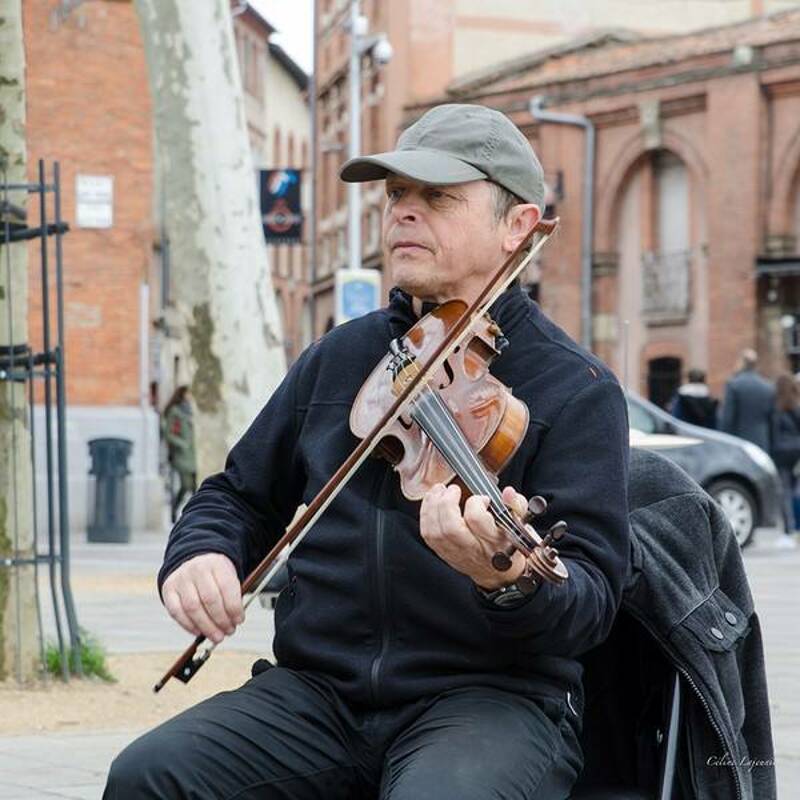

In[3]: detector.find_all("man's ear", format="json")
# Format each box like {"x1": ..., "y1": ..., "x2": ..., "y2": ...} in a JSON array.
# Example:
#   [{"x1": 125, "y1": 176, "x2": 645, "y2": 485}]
[{"x1": 502, "y1": 204, "x2": 542, "y2": 254}]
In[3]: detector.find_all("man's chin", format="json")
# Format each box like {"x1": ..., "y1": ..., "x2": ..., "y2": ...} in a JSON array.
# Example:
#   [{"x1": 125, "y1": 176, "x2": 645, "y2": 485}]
[
  {"x1": 390, "y1": 262, "x2": 433, "y2": 297},
  {"x1": 393, "y1": 275, "x2": 434, "y2": 300}
]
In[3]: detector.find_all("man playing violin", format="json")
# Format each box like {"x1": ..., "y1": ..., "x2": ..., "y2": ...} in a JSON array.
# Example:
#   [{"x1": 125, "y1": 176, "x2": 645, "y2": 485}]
[{"x1": 105, "y1": 104, "x2": 630, "y2": 799}]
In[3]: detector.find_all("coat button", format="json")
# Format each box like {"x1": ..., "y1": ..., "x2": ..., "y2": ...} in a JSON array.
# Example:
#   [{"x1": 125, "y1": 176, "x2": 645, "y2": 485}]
[
  {"x1": 710, "y1": 627, "x2": 724, "y2": 640},
  {"x1": 725, "y1": 612, "x2": 737, "y2": 625}
]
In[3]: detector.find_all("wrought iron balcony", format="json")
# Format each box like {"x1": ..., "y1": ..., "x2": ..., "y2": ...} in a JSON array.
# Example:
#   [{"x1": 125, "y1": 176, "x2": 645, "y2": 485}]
[{"x1": 642, "y1": 249, "x2": 691, "y2": 321}]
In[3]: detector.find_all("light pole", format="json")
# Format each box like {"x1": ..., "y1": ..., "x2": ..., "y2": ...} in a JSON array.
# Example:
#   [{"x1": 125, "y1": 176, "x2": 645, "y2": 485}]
[{"x1": 346, "y1": 0, "x2": 392, "y2": 272}]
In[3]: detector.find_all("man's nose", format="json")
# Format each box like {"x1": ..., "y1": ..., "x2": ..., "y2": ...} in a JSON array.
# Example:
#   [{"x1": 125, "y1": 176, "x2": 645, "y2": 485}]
[{"x1": 390, "y1": 193, "x2": 421, "y2": 222}]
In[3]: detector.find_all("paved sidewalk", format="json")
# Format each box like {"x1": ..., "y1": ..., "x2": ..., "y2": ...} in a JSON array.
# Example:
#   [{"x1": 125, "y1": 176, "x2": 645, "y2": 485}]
[
  {"x1": 0, "y1": 731, "x2": 139, "y2": 800},
  {"x1": 36, "y1": 529, "x2": 276, "y2": 654},
  {"x1": 0, "y1": 525, "x2": 798, "y2": 798},
  {"x1": 739, "y1": 528, "x2": 800, "y2": 796}
]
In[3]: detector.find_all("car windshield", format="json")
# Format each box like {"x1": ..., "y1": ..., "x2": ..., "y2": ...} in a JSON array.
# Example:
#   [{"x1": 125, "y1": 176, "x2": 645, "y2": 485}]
[{"x1": 627, "y1": 399, "x2": 657, "y2": 434}]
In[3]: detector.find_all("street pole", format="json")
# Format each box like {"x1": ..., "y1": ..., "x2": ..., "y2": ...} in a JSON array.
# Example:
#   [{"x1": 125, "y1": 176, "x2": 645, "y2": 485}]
[
  {"x1": 347, "y1": 0, "x2": 361, "y2": 272},
  {"x1": 308, "y1": 0, "x2": 318, "y2": 338}
]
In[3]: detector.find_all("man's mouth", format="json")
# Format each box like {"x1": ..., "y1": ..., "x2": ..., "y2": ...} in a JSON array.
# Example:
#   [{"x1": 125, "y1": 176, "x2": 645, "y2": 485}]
[{"x1": 391, "y1": 241, "x2": 430, "y2": 252}]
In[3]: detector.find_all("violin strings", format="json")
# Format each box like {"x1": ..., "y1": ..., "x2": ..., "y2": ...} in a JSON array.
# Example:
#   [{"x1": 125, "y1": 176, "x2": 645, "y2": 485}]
[
  {"x1": 419, "y1": 388, "x2": 520, "y2": 533},
  {"x1": 396, "y1": 360, "x2": 526, "y2": 543},
  {"x1": 412, "y1": 399, "x2": 521, "y2": 546},
  {"x1": 419, "y1": 391, "x2": 508, "y2": 508},
  {"x1": 411, "y1": 390, "x2": 522, "y2": 540},
  {"x1": 412, "y1": 392, "x2": 496, "y2": 500}
]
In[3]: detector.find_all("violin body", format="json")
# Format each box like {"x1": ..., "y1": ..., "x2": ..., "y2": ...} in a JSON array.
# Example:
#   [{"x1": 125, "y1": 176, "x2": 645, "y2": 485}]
[
  {"x1": 350, "y1": 300, "x2": 528, "y2": 501},
  {"x1": 350, "y1": 297, "x2": 567, "y2": 586}
]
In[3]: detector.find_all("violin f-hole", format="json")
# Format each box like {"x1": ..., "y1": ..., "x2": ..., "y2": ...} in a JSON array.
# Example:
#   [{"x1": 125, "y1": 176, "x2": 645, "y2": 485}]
[{"x1": 437, "y1": 358, "x2": 455, "y2": 390}]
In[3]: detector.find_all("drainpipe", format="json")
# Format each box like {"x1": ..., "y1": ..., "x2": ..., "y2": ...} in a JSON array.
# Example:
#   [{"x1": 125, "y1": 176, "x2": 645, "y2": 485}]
[{"x1": 529, "y1": 96, "x2": 595, "y2": 350}]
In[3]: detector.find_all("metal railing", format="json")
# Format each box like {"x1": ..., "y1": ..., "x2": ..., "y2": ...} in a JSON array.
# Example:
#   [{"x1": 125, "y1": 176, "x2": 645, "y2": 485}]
[{"x1": 642, "y1": 249, "x2": 691, "y2": 318}]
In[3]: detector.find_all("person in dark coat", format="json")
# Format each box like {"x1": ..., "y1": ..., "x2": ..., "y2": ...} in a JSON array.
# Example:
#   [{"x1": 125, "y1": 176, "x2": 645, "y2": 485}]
[
  {"x1": 720, "y1": 349, "x2": 775, "y2": 452},
  {"x1": 769, "y1": 373, "x2": 800, "y2": 546},
  {"x1": 669, "y1": 367, "x2": 718, "y2": 428},
  {"x1": 104, "y1": 105, "x2": 630, "y2": 799}
]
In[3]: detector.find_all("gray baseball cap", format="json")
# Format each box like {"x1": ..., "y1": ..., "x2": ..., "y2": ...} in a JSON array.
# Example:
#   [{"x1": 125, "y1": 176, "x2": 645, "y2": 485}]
[{"x1": 340, "y1": 103, "x2": 545, "y2": 207}]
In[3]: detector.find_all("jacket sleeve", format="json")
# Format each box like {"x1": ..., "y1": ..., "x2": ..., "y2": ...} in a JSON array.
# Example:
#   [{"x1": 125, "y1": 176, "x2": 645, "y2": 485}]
[
  {"x1": 157, "y1": 351, "x2": 310, "y2": 594},
  {"x1": 475, "y1": 377, "x2": 631, "y2": 658}
]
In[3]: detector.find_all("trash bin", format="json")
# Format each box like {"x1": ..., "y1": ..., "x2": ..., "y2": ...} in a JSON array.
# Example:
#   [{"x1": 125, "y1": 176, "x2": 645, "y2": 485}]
[{"x1": 87, "y1": 437, "x2": 133, "y2": 543}]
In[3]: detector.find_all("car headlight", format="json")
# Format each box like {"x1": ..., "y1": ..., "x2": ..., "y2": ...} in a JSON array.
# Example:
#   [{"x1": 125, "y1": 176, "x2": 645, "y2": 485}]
[{"x1": 742, "y1": 442, "x2": 778, "y2": 476}]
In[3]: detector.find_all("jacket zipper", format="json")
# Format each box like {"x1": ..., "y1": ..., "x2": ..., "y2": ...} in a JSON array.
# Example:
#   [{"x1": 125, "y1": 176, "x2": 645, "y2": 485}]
[
  {"x1": 626, "y1": 607, "x2": 744, "y2": 800},
  {"x1": 369, "y1": 467, "x2": 392, "y2": 704}
]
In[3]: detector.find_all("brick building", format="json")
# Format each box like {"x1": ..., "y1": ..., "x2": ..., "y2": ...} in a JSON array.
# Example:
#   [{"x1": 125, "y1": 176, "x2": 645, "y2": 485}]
[
  {"x1": 315, "y1": 0, "x2": 800, "y2": 402},
  {"x1": 23, "y1": 0, "x2": 309, "y2": 533},
  {"x1": 232, "y1": 5, "x2": 312, "y2": 364},
  {"x1": 408, "y1": 9, "x2": 800, "y2": 404},
  {"x1": 24, "y1": 0, "x2": 160, "y2": 532}
]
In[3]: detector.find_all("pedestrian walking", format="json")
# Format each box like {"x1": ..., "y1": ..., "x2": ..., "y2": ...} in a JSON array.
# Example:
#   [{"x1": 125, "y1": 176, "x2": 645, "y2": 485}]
[
  {"x1": 668, "y1": 368, "x2": 718, "y2": 428},
  {"x1": 163, "y1": 385, "x2": 197, "y2": 523},
  {"x1": 720, "y1": 349, "x2": 775, "y2": 452},
  {"x1": 770, "y1": 374, "x2": 800, "y2": 547}
]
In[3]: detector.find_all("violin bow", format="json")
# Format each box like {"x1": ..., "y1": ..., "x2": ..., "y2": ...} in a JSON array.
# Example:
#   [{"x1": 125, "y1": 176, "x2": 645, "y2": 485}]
[{"x1": 154, "y1": 217, "x2": 559, "y2": 692}]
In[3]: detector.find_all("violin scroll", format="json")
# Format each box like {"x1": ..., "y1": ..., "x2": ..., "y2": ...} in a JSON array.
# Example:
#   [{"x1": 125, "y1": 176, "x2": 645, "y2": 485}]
[{"x1": 491, "y1": 494, "x2": 569, "y2": 587}]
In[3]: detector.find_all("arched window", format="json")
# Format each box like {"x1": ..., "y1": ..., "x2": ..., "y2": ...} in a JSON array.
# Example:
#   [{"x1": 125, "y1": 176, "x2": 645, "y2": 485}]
[
  {"x1": 615, "y1": 148, "x2": 696, "y2": 393},
  {"x1": 643, "y1": 151, "x2": 690, "y2": 318}
]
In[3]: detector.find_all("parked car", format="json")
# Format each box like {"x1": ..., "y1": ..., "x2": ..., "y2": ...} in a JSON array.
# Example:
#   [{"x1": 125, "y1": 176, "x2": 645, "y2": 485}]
[{"x1": 627, "y1": 392, "x2": 781, "y2": 547}]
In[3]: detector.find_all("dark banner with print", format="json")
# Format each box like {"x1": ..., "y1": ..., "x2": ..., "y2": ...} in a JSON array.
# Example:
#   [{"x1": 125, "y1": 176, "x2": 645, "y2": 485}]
[{"x1": 259, "y1": 169, "x2": 302, "y2": 244}]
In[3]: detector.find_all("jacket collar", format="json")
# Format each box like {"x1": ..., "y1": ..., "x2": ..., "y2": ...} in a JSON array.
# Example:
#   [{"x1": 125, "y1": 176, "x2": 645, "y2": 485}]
[{"x1": 387, "y1": 283, "x2": 531, "y2": 340}]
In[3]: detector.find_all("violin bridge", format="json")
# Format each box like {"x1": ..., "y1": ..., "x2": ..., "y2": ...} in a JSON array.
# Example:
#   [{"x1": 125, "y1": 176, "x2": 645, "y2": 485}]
[{"x1": 387, "y1": 338, "x2": 417, "y2": 383}]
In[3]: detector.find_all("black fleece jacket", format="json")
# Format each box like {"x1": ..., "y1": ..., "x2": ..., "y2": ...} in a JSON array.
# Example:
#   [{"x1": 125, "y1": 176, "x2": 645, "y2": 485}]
[{"x1": 159, "y1": 285, "x2": 631, "y2": 708}]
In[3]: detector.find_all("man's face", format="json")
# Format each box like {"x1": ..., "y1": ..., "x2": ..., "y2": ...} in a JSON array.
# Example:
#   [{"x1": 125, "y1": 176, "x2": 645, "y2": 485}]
[{"x1": 381, "y1": 176, "x2": 509, "y2": 304}]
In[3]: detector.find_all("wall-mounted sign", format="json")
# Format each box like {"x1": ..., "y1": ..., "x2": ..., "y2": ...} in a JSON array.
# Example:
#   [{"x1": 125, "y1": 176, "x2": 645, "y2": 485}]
[
  {"x1": 260, "y1": 169, "x2": 302, "y2": 244},
  {"x1": 335, "y1": 268, "x2": 381, "y2": 325},
  {"x1": 76, "y1": 174, "x2": 113, "y2": 228}
]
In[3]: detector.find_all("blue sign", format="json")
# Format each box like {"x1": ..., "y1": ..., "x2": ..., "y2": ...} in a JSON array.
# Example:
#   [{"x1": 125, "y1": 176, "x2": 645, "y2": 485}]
[
  {"x1": 335, "y1": 269, "x2": 381, "y2": 325},
  {"x1": 342, "y1": 279, "x2": 378, "y2": 318}
]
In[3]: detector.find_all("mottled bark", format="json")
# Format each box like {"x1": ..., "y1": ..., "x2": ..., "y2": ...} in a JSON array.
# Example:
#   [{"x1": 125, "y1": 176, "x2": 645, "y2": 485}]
[
  {"x1": 134, "y1": 0, "x2": 285, "y2": 477},
  {"x1": 0, "y1": 0, "x2": 40, "y2": 682}
]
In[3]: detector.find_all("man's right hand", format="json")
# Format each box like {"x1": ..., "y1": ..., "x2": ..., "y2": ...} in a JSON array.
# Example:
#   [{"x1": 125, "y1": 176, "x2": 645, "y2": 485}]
[{"x1": 161, "y1": 553, "x2": 244, "y2": 644}]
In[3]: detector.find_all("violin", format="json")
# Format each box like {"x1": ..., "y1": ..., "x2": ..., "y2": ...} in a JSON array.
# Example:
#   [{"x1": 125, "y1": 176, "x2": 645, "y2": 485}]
[
  {"x1": 154, "y1": 217, "x2": 563, "y2": 692},
  {"x1": 351, "y1": 299, "x2": 568, "y2": 589}
]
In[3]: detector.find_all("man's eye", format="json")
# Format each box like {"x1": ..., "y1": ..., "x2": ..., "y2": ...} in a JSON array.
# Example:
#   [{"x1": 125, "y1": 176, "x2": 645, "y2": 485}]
[{"x1": 387, "y1": 188, "x2": 402, "y2": 201}]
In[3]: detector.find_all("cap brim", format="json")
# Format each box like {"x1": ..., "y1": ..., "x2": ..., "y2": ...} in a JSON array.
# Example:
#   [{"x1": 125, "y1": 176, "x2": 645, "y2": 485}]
[{"x1": 340, "y1": 149, "x2": 487, "y2": 186}]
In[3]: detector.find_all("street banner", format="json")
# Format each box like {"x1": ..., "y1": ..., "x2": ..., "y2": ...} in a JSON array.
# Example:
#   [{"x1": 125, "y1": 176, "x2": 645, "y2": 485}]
[
  {"x1": 260, "y1": 169, "x2": 302, "y2": 243},
  {"x1": 335, "y1": 268, "x2": 382, "y2": 325}
]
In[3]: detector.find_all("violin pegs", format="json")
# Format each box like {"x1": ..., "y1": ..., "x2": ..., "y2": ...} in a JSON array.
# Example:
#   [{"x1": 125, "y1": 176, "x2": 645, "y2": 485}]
[
  {"x1": 523, "y1": 495, "x2": 548, "y2": 523},
  {"x1": 542, "y1": 520, "x2": 568, "y2": 548},
  {"x1": 491, "y1": 543, "x2": 517, "y2": 572}
]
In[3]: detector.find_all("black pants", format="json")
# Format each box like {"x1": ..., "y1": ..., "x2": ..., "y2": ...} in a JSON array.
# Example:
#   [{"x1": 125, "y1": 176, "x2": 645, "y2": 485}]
[{"x1": 104, "y1": 666, "x2": 583, "y2": 799}]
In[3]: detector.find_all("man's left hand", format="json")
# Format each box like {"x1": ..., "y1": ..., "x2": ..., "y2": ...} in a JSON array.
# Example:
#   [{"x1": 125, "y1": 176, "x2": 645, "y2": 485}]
[{"x1": 419, "y1": 483, "x2": 529, "y2": 591}]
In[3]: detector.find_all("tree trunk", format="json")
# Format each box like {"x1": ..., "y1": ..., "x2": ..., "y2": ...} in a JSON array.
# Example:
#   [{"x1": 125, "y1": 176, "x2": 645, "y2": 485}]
[
  {"x1": 0, "y1": 0, "x2": 40, "y2": 682},
  {"x1": 134, "y1": 0, "x2": 286, "y2": 478}
]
